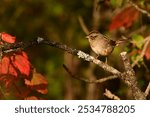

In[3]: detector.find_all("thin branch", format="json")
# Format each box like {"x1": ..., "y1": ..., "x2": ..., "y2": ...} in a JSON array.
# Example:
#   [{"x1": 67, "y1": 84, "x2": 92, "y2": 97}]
[
  {"x1": 63, "y1": 64, "x2": 118, "y2": 84},
  {"x1": 78, "y1": 16, "x2": 89, "y2": 35},
  {"x1": 2, "y1": 37, "x2": 78, "y2": 55},
  {"x1": 104, "y1": 89, "x2": 120, "y2": 100},
  {"x1": 95, "y1": 75, "x2": 118, "y2": 83},
  {"x1": 128, "y1": 0, "x2": 150, "y2": 18},
  {"x1": 132, "y1": 35, "x2": 150, "y2": 67},
  {"x1": 92, "y1": 0, "x2": 101, "y2": 29},
  {"x1": 77, "y1": 51, "x2": 121, "y2": 75},
  {"x1": 145, "y1": 82, "x2": 150, "y2": 97}
]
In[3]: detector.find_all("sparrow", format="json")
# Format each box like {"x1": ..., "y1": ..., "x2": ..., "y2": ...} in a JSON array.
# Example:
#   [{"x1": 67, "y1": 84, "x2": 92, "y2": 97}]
[{"x1": 86, "y1": 30, "x2": 125, "y2": 56}]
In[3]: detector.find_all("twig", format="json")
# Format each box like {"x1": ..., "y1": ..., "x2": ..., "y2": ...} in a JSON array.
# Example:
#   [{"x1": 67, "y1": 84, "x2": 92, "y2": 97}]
[
  {"x1": 128, "y1": 0, "x2": 150, "y2": 18},
  {"x1": 95, "y1": 75, "x2": 118, "y2": 83},
  {"x1": 2, "y1": 37, "x2": 78, "y2": 55},
  {"x1": 104, "y1": 89, "x2": 120, "y2": 100},
  {"x1": 78, "y1": 16, "x2": 89, "y2": 35},
  {"x1": 77, "y1": 51, "x2": 121, "y2": 75},
  {"x1": 92, "y1": 0, "x2": 101, "y2": 29},
  {"x1": 63, "y1": 64, "x2": 118, "y2": 83},
  {"x1": 132, "y1": 35, "x2": 150, "y2": 67},
  {"x1": 145, "y1": 82, "x2": 150, "y2": 97}
]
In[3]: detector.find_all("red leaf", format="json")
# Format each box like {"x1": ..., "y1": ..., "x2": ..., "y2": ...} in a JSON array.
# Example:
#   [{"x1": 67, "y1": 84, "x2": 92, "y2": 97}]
[
  {"x1": 0, "y1": 32, "x2": 16, "y2": 43},
  {"x1": 109, "y1": 6, "x2": 139, "y2": 31},
  {"x1": 25, "y1": 69, "x2": 48, "y2": 94},
  {"x1": 0, "y1": 52, "x2": 30, "y2": 77},
  {"x1": 11, "y1": 52, "x2": 30, "y2": 76},
  {"x1": 9, "y1": 64, "x2": 18, "y2": 77},
  {"x1": 0, "y1": 56, "x2": 9, "y2": 74},
  {"x1": 145, "y1": 43, "x2": 150, "y2": 60},
  {"x1": 0, "y1": 56, "x2": 18, "y2": 77},
  {"x1": 0, "y1": 33, "x2": 30, "y2": 78}
]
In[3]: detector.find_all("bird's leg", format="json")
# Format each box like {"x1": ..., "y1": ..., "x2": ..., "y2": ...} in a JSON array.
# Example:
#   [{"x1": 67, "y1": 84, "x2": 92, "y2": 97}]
[
  {"x1": 96, "y1": 55, "x2": 99, "y2": 59},
  {"x1": 96, "y1": 55, "x2": 107, "y2": 64},
  {"x1": 105, "y1": 57, "x2": 108, "y2": 64}
]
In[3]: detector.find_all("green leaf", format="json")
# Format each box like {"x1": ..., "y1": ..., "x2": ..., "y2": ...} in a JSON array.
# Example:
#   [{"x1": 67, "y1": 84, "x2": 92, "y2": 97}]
[
  {"x1": 132, "y1": 34, "x2": 144, "y2": 49},
  {"x1": 131, "y1": 53, "x2": 143, "y2": 67},
  {"x1": 110, "y1": 0, "x2": 123, "y2": 7}
]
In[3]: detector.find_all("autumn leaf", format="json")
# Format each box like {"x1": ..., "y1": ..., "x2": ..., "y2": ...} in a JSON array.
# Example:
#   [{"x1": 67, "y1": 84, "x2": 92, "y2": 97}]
[
  {"x1": 0, "y1": 32, "x2": 16, "y2": 43},
  {"x1": 0, "y1": 56, "x2": 17, "y2": 77},
  {"x1": 25, "y1": 69, "x2": 48, "y2": 94},
  {"x1": 145, "y1": 43, "x2": 150, "y2": 60},
  {"x1": 109, "y1": 6, "x2": 139, "y2": 31},
  {"x1": 0, "y1": 53, "x2": 30, "y2": 77},
  {"x1": 0, "y1": 32, "x2": 48, "y2": 99},
  {"x1": 10, "y1": 52, "x2": 30, "y2": 76},
  {"x1": 0, "y1": 32, "x2": 30, "y2": 82}
]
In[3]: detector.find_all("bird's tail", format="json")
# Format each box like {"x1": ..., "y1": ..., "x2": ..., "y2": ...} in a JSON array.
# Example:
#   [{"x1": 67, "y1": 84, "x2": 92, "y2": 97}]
[{"x1": 115, "y1": 39, "x2": 127, "y2": 46}]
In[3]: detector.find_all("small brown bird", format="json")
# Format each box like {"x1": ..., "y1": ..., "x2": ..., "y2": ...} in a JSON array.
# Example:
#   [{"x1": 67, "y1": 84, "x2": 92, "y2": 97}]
[{"x1": 86, "y1": 30, "x2": 124, "y2": 56}]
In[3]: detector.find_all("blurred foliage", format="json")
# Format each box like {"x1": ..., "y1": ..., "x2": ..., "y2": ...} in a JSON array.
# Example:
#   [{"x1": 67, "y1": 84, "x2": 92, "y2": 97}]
[
  {"x1": 0, "y1": 0, "x2": 92, "y2": 99},
  {"x1": 0, "y1": 0, "x2": 150, "y2": 99},
  {"x1": 110, "y1": 0, "x2": 123, "y2": 7}
]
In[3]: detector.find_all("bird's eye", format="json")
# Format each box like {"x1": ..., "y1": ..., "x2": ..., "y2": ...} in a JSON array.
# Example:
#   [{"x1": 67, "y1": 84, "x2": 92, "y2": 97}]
[{"x1": 90, "y1": 35, "x2": 97, "y2": 40}]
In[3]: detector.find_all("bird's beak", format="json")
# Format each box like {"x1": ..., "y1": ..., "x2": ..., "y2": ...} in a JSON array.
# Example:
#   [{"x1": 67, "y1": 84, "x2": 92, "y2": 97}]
[{"x1": 86, "y1": 35, "x2": 89, "y2": 39}]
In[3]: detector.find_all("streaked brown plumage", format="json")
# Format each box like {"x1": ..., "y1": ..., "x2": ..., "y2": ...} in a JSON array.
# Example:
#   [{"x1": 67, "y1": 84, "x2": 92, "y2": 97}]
[{"x1": 86, "y1": 30, "x2": 124, "y2": 56}]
